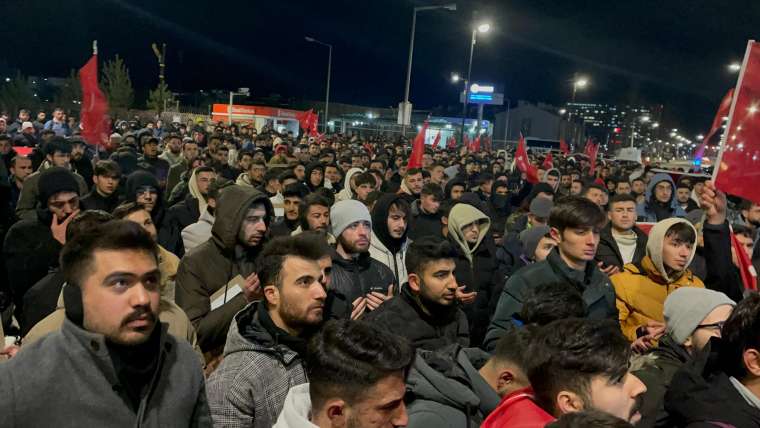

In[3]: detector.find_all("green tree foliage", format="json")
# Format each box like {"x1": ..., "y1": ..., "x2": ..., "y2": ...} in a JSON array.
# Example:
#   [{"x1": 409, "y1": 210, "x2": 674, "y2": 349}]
[{"x1": 102, "y1": 54, "x2": 134, "y2": 111}]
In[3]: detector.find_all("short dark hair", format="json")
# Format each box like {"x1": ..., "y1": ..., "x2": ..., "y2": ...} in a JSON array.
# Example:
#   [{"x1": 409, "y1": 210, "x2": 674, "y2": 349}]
[
  {"x1": 112, "y1": 202, "x2": 150, "y2": 220},
  {"x1": 282, "y1": 183, "x2": 309, "y2": 199},
  {"x1": 264, "y1": 168, "x2": 281, "y2": 184},
  {"x1": 306, "y1": 319, "x2": 414, "y2": 410},
  {"x1": 421, "y1": 182, "x2": 444, "y2": 200},
  {"x1": 664, "y1": 222, "x2": 696, "y2": 245},
  {"x1": 407, "y1": 168, "x2": 423, "y2": 177},
  {"x1": 66, "y1": 210, "x2": 114, "y2": 242},
  {"x1": 733, "y1": 224, "x2": 757, "y2": 241},
  {"x1": 546, "y1": 410, "x2": 634, "y2": 428},
  {"x1": 405, "y1": 235, "x2": 458, "y2": 276},
  {"x1": 581, "y1": 183, "x2": 607, "y2": 197},
  {"x1": 720, "y1": 292, "x2": 760, "y2": 380},
  {"x1": 255, "y1": 234, "x2": 330, "y2": 296},
  {"x1": 632, "y1": 177, "x2": 645, "y2": 184},
  {"x1": 739, "y1": 198, "x2": 759, "y2": 211},
  {"x1": 607, "y1": 193, "x2": 637, "y2": 211},
  {"x1": 527, "y1": 319, "x2": 630, "y2": 415},
  {"x1": 572, "y1": 179, "x2": 584, "y2": 187},
  {"x1": 518, "y1": 282, "x2": 588, "y2": 326},
  {"x1": 492, "y1": 324, "x2": 533, "y2": 372},
  {"x1": 237, "y1": 150, "x2": 254, "y2": 161},
  {"x1": 45, "y1": 137, "x2": 71, "y2": 156},
  {"x1": 354, "y1": 172, "x2": 377, "y2": 188},
  {"x1": 60, "y1": 220, "x2": 158, "y2": 288},
  {"x1": 93, "y1": 160, "x2": 122, "y2": 178},
  {"x1": 299, "y1": 193, "x2": 331, "y2": 230},
  {"x1": 549, "y1": 196, "x2": 606, "y2": 232}
]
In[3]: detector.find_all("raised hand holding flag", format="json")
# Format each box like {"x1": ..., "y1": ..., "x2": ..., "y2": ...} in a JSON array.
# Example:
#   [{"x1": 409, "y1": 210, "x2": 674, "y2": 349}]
[{"x1": 516, "y1": 134, "x2": 540, "y2": 184}]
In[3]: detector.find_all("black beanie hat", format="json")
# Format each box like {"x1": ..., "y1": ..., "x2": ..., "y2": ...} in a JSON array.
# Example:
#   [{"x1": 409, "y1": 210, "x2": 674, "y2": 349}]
[{"x1": 38, "y1": 167, "x2": 80, "y2": 204}]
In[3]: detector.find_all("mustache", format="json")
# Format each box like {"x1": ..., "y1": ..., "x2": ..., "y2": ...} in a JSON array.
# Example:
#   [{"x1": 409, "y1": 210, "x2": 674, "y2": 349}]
[
  {"x1": 630, "y1": 395, "x2": 644, "y2": 419},
  {"x1": 121, "y1": 308, "x2": 156, "y2": 326}
]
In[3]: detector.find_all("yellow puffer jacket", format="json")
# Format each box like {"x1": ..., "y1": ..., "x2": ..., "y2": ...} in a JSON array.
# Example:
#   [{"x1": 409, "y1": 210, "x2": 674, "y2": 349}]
[
  {"x1": 612, "y1": 218, "x2": 704, "y2": 341},
  {"x1": 613, "y1": 256, "x2": 704, "y2": 341}
]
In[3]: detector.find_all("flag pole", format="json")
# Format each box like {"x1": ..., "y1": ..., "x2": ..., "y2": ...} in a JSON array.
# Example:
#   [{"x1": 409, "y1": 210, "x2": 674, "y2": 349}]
[
  {"x1": 92, "y1": 40, "x2": 97, "y2": 56},
  {"x1": 712, "y1": 40, "x2": 753, "y2": 184}
]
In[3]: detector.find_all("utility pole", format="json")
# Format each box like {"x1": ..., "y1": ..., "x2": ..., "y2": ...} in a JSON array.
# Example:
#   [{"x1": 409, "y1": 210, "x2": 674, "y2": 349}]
[{"x1": 151, "y1": 42, "x2": 166, "y2": 116}]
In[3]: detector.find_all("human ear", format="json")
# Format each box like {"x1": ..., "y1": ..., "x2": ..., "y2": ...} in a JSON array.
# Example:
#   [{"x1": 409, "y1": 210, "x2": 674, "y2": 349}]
[{"x1": 556, "y1": 390, "x2": 584, "y2": 415}]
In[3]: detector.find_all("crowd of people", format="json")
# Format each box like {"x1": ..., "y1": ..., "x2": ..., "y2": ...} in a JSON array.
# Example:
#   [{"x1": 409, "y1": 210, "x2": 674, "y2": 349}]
[{"x1": 0, "y1": 106, "x2": 759, "y2": 427}]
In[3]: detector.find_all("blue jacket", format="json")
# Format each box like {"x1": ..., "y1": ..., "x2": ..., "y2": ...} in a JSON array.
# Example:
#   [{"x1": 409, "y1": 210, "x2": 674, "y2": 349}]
[{"x1": 637, "y1": 173, "x2": 687, "y2": 222}]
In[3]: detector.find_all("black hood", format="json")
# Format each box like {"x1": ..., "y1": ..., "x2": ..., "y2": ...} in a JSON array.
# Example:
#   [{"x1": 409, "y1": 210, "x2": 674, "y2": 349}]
[
  {"x1": 371, "y1": 193, "x2": 408, "y2": 255},
  {"x1": 304, "y1": 161, "x2": 325, "y2": 191},
  {"x1": 444, "y1": 178, "x2": 466, "y2": 200}
]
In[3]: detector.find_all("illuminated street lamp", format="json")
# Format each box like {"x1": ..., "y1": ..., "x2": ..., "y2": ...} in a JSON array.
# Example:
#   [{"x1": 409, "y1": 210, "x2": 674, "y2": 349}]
[
  {"x1": 451, "y1": 72, "x2": 460, "y2": 83},
  {"x1": 460, "y1": 19, "x2": 493, "y2": 145},
  {"x1": 571, "y1": 75, "x2": 589, "y2": 102},
  {"x1": 728, "y1": 62, "x2": 741, "y2": 73}
]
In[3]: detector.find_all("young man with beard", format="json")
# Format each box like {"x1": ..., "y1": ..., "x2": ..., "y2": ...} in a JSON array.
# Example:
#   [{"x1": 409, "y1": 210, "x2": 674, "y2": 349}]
[
  {"x1": 485, "y1": 319, "x2": 646, "y2": 426},
  {"x1": 270, "y1": 183, "x2": 308, "y2": 238},
  {"x1": 369, "y1": 194, "x2": 412, "y2": 285},
  {"x1": 175, "y1": 186, "x2": 274, "y2": 356},
  {"x1": 159, "y1": 132, "x2": 184, "y2": 166},
  {"x1": 0, "y1": 221, "x2": 210, "y2": 426},
  {"x1": 595, "y1": 193, "x2": 648, "y2": 272},
  {"x1": 409, "y1": 182, "x2": 445, "y2": 240},
  {"x1": 166, "y1": 137, "x2": 199, "y2": 197},
  {"x1": 398, "y1": 167, "x2": 424, "y2": 204},
  {"x1": 80, "y1": 160, "x2": 122, "y2": 213},
  {"x1": 69, "y1": 139, "x2": 93, "y2": 189},
  {"x1": 4, "y1": 167, "x2": 81, "y2": 324},
  {"x1": 487, "y1": 196, "x2": 618, "y2": 349},
  {"x1": 292, "y1": 193, "x2": 331, "y2": 237},
  {"x1": 274, "y1": 319, "x2": 414, "y2": 428},
  {"x1": 326, "y1": 200, "x2": 395, "y2": 321},
  {"x1": 364, "y1": 236, "x2": 469, "y2": 350},
  {"x1": 207, "y1": 234, "x2": 330, "y2": 428},
  {"x1": 8, "y1": 156, "x2": 33, "y2": 214}
]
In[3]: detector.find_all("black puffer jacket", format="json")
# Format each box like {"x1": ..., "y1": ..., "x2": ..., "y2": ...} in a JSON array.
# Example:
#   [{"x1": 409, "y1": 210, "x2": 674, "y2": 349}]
[
  {"x1": 362, "y1": 286, "x2": 469, "y2": 351},
  {"x1": 159, "y1": 192, "x2": 201, "y2": 257},
  {"x1": 325, "y1": 250, "x2": 395, "y2": 320},
  {"x1": 595, "y1": 223, "x2": 648, "y2": 270}
]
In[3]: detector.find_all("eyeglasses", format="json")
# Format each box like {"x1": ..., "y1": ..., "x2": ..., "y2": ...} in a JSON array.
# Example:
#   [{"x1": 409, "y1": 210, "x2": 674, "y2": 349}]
[{"x1": 696, "y1": 321, "x2": 725, "y2": 331}]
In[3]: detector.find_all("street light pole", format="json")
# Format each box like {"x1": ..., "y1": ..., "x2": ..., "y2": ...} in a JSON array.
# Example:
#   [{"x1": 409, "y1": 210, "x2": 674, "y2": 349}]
[
  {"x1": 401, "y1": 4, "x2": 456, "y2": 136},
  {"x1": 305, "y1": 36, "x2": 333, "y2": 132}
]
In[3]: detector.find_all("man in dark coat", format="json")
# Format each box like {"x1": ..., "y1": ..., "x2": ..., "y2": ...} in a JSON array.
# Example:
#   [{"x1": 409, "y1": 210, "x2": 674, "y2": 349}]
[
  {"x1": 0, "y1": 221, "x2": 210, "y2": 426},
  {"x1": 409, "y1": 182, "x2": 444, "y2": 241},
  {"x1": 158, "y1": 166, "x2": 216, "y2": 257},
  {"x1": 665, "y1": 293, "x2": 760, "y2": 427},
  {"x1": 3, "y1": 167, "x2": 81, "y2": 323},
  {"x1": 175, "y1": 185, "x2": 274, "y2": 355},
  {"x1": 486, "y1": 196, "x2": 618, "y2": 350},
  {"x1": 326, "y1": 199, "x2": 395, "y2": 320},
  {"x1": 596, "y1": 193, "x2": 648, "y2": 272},
  {"x1": 364, "y1": 236, "x2": 469, "y2": 350},
  {"x1": 80, "y1": 160, "x2": 122, "y2": 213}
]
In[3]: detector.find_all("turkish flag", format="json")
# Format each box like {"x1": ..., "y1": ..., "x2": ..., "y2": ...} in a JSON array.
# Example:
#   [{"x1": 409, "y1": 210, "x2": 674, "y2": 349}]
[
  {"x1": 473, "y1": 135, "x2": 481, "y2": 152},
  {"x1": 585, "y1": 139, "x2": 599, "y2": 176},
  {"x1": 559, "y1": 138, "x2": 570, "y2": 155},
  {"x1": 694, "y1": 88, "x2": 734, "y2": 171},
  {"x1": 542, "y1": 152, "x2": 554, "y2": 169},
  {"x1": 731, "y1": 228, "x2": 758, "y2": 291},
  {"x1": 516, "y1": 135, "x2": 540, "y2": 184},
  {"x1": 447, "y1": 135, "x2": 457, "y2": 149},
  {"x1": 79, "y1": 55, "x2": 110, "y2": 147},
  {"x1": 433, "y1": 132, "x2": 442, "y2": 149},
  {"x1": 484, "y1": 135, "x2": 492, "y2": 152},
  {"x1": 715, "y1": 40, "x2": 760, "y2": 206},
  {"x1": 407, "y1": 120, "x2": 429, "y2": 169},
  {"x1": 296, "y1": 109, "x2": 313, "y2": 130},
  {"x1": 464, "y1": 133, "x2": 471, "y2": 151}
]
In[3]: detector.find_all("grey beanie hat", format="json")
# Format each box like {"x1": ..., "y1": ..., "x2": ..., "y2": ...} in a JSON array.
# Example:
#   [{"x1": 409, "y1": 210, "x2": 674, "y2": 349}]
[
  {"x1": 330, "y1": 199, "x2": 372, "y2": 238},
  {"x1": 519, "y1": 225, "x2": 552, "y2": 260},
  {"x1": 664, "y1": 287, "x2": 735, "y2": 344}
]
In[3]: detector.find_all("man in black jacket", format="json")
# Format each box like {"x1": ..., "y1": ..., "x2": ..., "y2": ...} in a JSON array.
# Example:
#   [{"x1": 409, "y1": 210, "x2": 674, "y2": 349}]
[
  {"x1": 596, "y1": 193, "x2": 648, "y2": 273},
  {"x1": 409, "y1": 182, "x2": 444, "y2": 241},
  {"x1": 363, "y1": 235, "x2": 469, "y2": 350},
  {"x1": 326, "y1": 199, "x2": 395, "y2": 320},
  {"x1": 80, "y1": 160, "x2": 122, "y2": 213},
  {"x1": 4, "y1": 167, "x2": 81, "y2": 323},
  {"x1": 159, "y1": 166, "x2": 216, "y2": 256},
  {"x1": 666, "y1": 293, "x2": 760, "y2": 427}
]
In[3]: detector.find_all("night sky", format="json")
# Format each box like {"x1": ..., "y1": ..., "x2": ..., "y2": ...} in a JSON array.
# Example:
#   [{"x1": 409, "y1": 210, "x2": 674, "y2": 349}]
[{"x1": 2, "y1": 0, "x2": 758, "y2": 134}]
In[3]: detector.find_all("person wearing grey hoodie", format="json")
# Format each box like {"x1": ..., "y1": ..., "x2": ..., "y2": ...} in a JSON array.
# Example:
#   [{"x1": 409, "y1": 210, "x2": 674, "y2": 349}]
[
  {"x1": 637, "y1": 172, "x2": 687, "y2": 222},
  {"x1": 405, "y1": 326, "x2": 533, "y2": 428}
]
